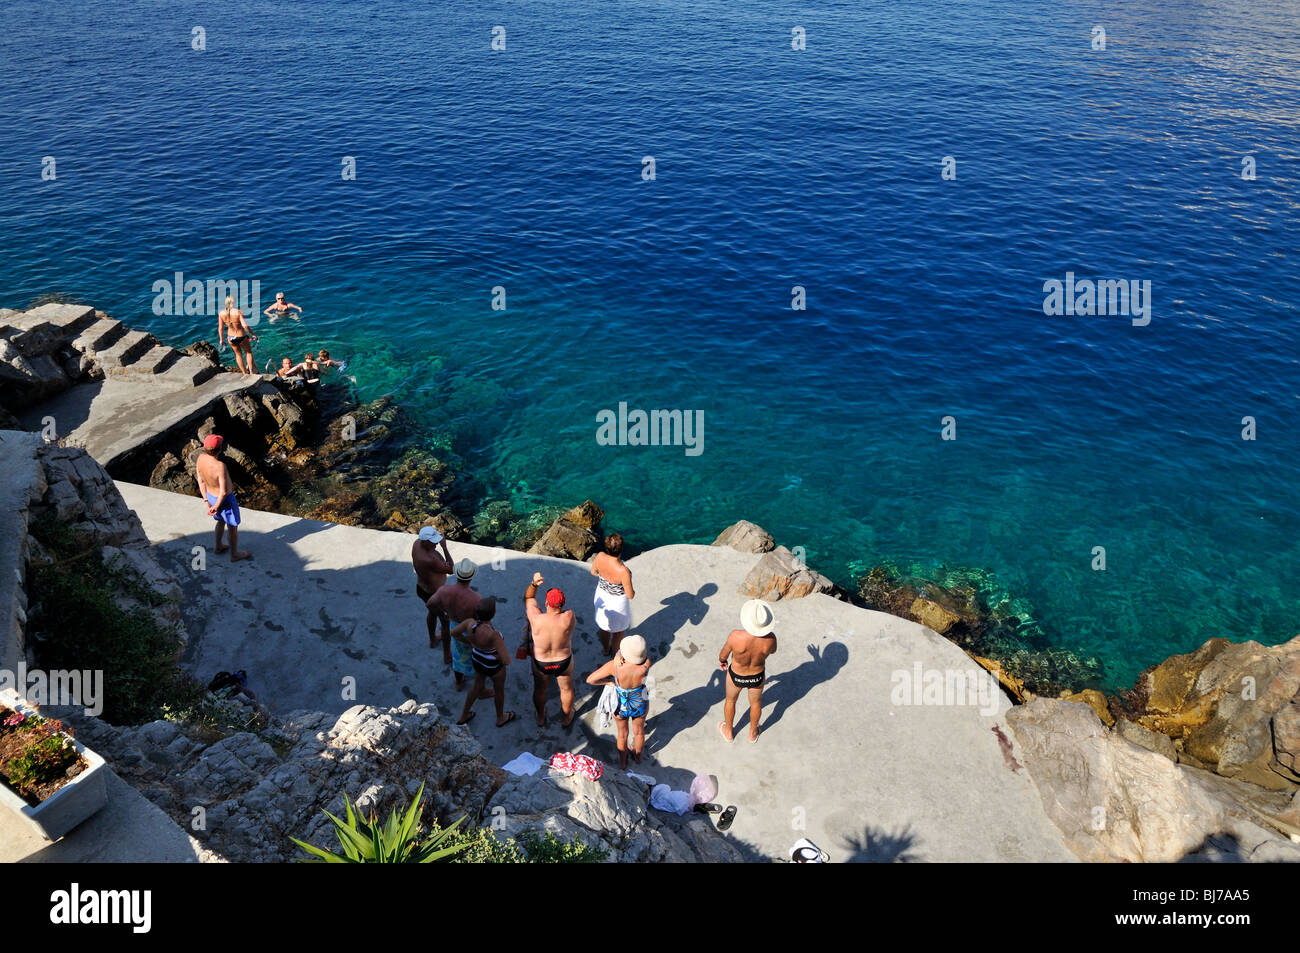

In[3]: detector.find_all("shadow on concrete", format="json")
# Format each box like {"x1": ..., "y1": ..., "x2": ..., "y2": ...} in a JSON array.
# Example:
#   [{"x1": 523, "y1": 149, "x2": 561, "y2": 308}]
[
  {"x1": 634, "y1": 583, "x2": 717, "y2": 657},
  {"x1": 840, "y1": 823, "x2": 922, "y2": 862},
  {"x1": 750, "y1": 641, "x2": 850, "y2": 734}
]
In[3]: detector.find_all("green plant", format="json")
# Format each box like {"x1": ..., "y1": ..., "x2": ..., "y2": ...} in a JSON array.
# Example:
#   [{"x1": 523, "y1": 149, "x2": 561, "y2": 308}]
[
  {"x1": 290, "y1": 782, "x2": 469, "y2": 863},
  {"x1": 0, "y1": 706, "x2": 82, "y2": 800},
  {"x1": 517, "y1": 829, "x2": 609, "y2": 863}
]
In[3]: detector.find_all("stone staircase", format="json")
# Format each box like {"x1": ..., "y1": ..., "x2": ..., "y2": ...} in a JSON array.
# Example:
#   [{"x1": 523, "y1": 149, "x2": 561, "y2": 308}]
[{"x1": 0, "y1": 302, "x2": 220, "y2": 393}]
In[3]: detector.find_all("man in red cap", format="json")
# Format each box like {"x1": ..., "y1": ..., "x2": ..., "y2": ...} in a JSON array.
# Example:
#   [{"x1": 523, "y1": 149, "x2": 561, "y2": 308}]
[
  {"x1": 195, "y1": 434, "x2": 251, "y2": 562},
  {"x1": 524, "y1": 572, "x2": 576, "y2": 728}
]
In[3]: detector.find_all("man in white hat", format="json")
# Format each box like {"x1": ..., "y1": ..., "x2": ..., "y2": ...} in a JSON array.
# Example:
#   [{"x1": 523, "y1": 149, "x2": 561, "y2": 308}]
[
  {"x1": 718, "y1": 599, "x2": 778, "y2": 743},
  {"x1": 426, "y1": 558, "x2": 486, "y2": 693},
  {"x1": 411, "y1": 526, "x2": 454, "y2": 654}
]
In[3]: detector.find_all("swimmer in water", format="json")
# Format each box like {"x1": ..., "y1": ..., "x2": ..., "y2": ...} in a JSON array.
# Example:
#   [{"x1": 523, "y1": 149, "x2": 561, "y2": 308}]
[{"x1": 263, "y1": 292, "x2": 303, "y2": 322}]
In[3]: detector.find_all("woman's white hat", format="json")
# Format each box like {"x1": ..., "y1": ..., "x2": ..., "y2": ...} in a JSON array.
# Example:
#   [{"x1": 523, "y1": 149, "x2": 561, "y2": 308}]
[
  {"x1": 740, "y1": 599, "x2": 776, "y2": 637},
  {"x1": 620, "y1": 635, "x2": 647, "y2": 664}
]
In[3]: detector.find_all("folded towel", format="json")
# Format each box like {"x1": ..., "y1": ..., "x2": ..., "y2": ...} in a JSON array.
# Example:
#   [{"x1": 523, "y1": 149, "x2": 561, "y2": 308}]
[{"x1": 502, "y1": 752, "x2": 547, "y2": 776}]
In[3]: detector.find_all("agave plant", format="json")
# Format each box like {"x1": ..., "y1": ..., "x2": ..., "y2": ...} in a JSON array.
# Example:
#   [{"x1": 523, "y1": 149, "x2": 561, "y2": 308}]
[{"x1": 290, "y1": 781, "x2": 468, "y2": 863}]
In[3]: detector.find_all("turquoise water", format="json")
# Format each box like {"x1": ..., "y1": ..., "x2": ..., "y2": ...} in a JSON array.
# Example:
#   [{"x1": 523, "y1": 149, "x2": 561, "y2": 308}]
[{"x1": 2, "y1": 0, "x2": 1298, "y2": 689}]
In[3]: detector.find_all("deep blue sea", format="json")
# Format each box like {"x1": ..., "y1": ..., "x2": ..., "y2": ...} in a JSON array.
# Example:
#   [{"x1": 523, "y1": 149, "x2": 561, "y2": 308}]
[{"x1": 2, "y1": 1, "x2": 1297, "y2": 689}]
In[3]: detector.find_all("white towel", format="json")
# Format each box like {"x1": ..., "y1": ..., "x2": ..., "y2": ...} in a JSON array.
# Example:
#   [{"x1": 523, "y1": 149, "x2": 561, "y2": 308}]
[
  {"x1": 597, "y1": 683, "x2": 619, "y2": 730},
  {"x1": 502, "y1": 752, "x2": 547, "y2": 776},
  {"x1": 650, "y1": 784, "x2": 692, "y2": 816}
]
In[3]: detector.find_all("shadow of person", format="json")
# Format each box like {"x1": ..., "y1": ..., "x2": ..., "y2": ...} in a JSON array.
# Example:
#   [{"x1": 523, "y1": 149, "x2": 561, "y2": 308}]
[
  {"x1": 747, "y1": 641, "x2": 849, "y2": 734},
  {"x1": 841, "y1": 824, "x2": 921, "y2": 862},
  {"x1": 634, "y1": 583, "x2": 717, "y2": 657},
  {"x1": 645, "y1": 667, "x2": 727, "y2": 749}
]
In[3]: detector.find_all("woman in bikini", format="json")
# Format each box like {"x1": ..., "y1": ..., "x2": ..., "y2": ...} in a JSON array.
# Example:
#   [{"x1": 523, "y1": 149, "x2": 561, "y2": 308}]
[
  {"x1": 586, "y1": 635, "x2": 651, "y2": 770},
  {"x1": 591, "y1": 532, "x2": 635, "y2": 657},
  {"x1": 218, "y1": 295, "x2": 258, "y2": 375},
  {"x1": 450, "y1": 598, "x2": 516, "y2": 728}
]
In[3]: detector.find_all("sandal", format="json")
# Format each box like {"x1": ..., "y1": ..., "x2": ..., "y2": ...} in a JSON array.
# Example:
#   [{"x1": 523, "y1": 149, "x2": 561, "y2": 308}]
[
  {"x1": 497, "y1": 711, "x2": 517, "y2": 728},
  {"x1": 717, "y1": 805, "x2": 738, "y2": 832},
  {"x1": 456, "y1": 710, "x2": 477, "y2": 726}
]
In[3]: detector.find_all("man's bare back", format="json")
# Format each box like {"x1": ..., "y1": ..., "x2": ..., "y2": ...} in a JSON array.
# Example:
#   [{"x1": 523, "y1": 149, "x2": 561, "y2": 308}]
[
  {"x1": 411, "y1": 540, "x2": 453, "y2": 593},
  {"x1": 529, "y1": 604, "x2": 575, "y2": 663},
  {"x1": 428, "y1": 581, "x2": 480, "y2": 624},
  {"x1": 725, "y1": 629, "x2": 778, "y2": 677}
]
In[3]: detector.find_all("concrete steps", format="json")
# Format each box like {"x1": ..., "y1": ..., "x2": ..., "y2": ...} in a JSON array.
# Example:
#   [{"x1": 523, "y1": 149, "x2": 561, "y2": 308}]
[
  {"x1": 97, "y1": 330, "x2": 159, "y2": 373},
  {"x1": 127, "y1": 344, "x2": 182, "y2": 377},
  {"x1": 69, "y1": 318, "x2": 126, "y2": 354},
  {"x1": 158, "y1": 354, "x2": 221, "y2": 387}
]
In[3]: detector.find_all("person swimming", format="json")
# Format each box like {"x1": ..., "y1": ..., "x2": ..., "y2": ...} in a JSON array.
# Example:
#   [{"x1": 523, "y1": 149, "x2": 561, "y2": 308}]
[{"x1": 263, "y1": 292, "x2": 303, "y2": 322}]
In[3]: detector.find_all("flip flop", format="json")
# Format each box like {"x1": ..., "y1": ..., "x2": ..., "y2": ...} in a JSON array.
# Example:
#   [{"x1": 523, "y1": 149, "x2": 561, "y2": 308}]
[
  {"x1": 456, "y1": 711, "x2": 477, "y2": 726},
  {"x1": 717, "y1": 806, "x2": 738, "y2": 832},
  {"x1": 693, "y1": 802, "x2": 723, "y2": 814},
  {"x1": 718, "y1": 721, "x2": 733, "y2": 742},
  {"x1": 496, "y1": 711, "x2": 517, "y2": 728}
]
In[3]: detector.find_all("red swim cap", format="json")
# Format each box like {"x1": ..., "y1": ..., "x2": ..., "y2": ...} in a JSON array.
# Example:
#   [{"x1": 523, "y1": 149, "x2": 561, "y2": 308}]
[
  {"x1": 546, "y1": 588, "x2": 565, "y2": 608},
  {"x1": 203, "y1": 434, "x2": 224, "y2": 450}
]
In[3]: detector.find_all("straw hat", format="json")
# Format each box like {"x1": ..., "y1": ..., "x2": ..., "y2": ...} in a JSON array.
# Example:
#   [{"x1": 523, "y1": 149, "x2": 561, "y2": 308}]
[{"x1": 455, "y1": 558, "x2": 477, "y2": 581}]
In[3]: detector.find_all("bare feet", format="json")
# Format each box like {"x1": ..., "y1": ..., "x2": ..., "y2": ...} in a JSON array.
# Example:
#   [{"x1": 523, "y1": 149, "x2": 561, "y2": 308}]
[
  {"x1": 214, "y1": 544, "x2": 229, "y2": 554},
  {"x1": 718, "y1": 721, "x2": 733, "y2": 742},
  {"x1": 749, "y1": 727, "x2": 760, "y2": 743},
  {"x1": 497, "y1": 711, "x2": 517, "y2": 727},
  {"x1": 231, "y1": 550, "x2": 252, "y2": 562}
]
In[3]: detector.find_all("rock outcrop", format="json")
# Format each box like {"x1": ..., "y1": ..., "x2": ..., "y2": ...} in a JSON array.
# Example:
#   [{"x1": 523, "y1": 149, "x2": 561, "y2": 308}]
[
  {"x1": 23, "y1": 443, "x2": 186, "y2": 641},
  {"x1": 528, "y1": 500, "x2": 604, "y2": 560},
  {"x1": 488, "y1": 769, "x2": 744, "y2": 863},
  {"x1": 64, "y1": 696, "x2": 740, "y2": 863},
  {"x1": 1008, "y1": 697, "x2": 1300, "y2": 862},
  {"x1": 64, "y1": 698, "x2": 499, "y2": 863},
  {"x1": 738, "y1": 545, "x2": 838, "y2": 602},
  {"x1": 1121, "y1": 636, "x2": 1300, "y2": 790},
  {"x1": 712, "y1": 520, "x2": 775, "y2": 554}
]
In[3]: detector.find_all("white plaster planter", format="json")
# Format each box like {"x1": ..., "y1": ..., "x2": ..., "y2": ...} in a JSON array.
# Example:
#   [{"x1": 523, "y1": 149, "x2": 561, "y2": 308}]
[{"x1": 0, "y1": 689, "x2": 106, "y2": 840}]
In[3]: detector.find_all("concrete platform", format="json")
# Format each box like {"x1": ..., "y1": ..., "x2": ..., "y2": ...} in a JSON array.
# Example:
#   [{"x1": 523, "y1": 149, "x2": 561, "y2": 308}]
[
  {"x1": 115, "y1": 482, "x2": 1076, "y2": 863},
  {"x1": 19, "y1": 374, "x2": 263, "y2": 470}
]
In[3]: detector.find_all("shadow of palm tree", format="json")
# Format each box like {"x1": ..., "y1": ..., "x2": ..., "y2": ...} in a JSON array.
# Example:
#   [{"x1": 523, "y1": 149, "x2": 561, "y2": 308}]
[{"x1": 840, "y1": 824, "x2": 921, "y2": 863}]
